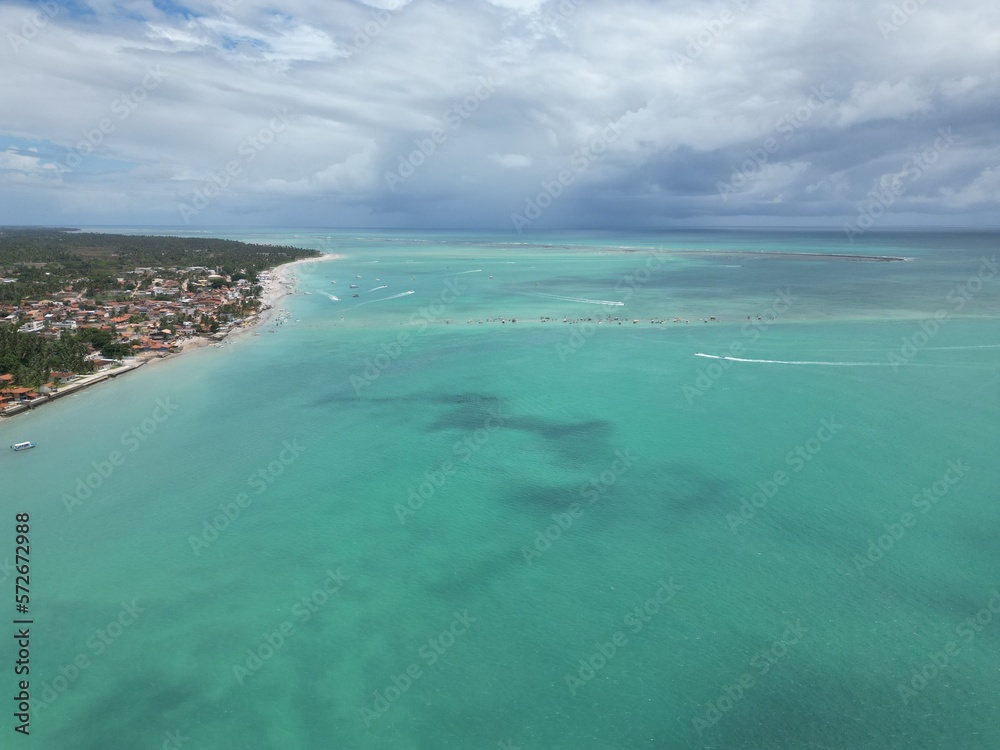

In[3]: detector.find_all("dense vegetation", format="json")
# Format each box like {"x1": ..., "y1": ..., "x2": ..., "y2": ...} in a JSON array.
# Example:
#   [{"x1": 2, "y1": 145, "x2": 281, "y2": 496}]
[
  {"x1": 0, "y1": 228, "x2": 319, "y2": 303},
  {"x1": 0, "y1": 325, "x2": 95, "y2": 387}
]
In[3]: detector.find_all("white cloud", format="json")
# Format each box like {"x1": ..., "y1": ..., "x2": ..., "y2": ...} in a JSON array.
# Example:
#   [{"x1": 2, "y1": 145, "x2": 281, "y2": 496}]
[
  {"x1": 0, "y1": 149, "x2": 52, "y2": 173},
  {"x1": 0, "y1": 0, "x2": 998, "y2": 226},
  {"x1": 942, "y1": 166, "x2": 1000, "y2": 205},
  {"x1": 490, "y1": 153, "x2": 532, "y2": 168},
  {"x1": 836, "y1": 80, "x2": 933, "y2": 128},
  {"x1": 485, "y1": 0, "x2": 548, "y2": 12}
]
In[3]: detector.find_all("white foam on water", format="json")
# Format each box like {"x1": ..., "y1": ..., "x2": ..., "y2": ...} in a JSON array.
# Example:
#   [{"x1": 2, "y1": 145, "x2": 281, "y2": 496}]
[
  {"x1": 925, "y1": 344, "x2": 1000, "y2": 351},
  {"x1": 694, "y1": 353, "x2": 890, "y2": 366},
  {"x1": 343, "y1": 290, "x2": 416, "y2": 311},
  {"x1": 527, "y1": 292, "x2": 625, "y2": 307},
  {"x1": 378, "y1": 290, "x2": 415, "y2": 301},
  {"x1": 367, "y1": 285, "x2": 388, "y2": 292}
]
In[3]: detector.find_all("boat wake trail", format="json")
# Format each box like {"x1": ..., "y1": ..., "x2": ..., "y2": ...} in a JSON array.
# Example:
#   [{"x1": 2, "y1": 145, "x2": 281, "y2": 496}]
[
  {"x1": 447, "y1": 269, "x2": 483, "y2": 275},
  {"x1": 926, "y1": 344, "x2": 1000, "y2": 351},
  {"x1": 375, "y1": 290, "x2": 415, "y2": 302},
  {"x1": 367, "y1": 285, "x2": 388, "y2": 293},
  {"x1": 695, "y1": 353, "x2": 891, "y2": 366},
  {"x1": 526, "y1": 292, "x2": 625, "y2": 307},
  {"x1": 344, "y1": 290, "x2": 416, "y2": 311},
  {"x1": 318, "y1": 291, "x2": 340, "y2": 302}
]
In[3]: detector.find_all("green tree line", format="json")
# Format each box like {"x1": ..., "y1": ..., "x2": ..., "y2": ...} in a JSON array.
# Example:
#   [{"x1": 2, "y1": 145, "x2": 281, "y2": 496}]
[
  {"x1": 0, "y1": 324, "x2": 97, "y2": 387},
  {"x1": 0, "y1": 229, "x2": 320, "y2": 303}
]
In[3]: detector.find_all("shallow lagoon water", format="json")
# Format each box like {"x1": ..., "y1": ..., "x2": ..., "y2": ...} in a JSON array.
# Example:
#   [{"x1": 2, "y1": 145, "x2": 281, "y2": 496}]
[{"x1": 1, "y1": 229, "x2": 998, "y2": 749}]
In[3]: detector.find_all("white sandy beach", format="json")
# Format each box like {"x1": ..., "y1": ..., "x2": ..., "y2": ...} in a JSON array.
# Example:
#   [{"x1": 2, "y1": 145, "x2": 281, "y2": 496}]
[
  {"x1": 155, "y1": 253, "x2": 344, "y2": 354},
  {"x1": 251, "y1": 252, "x2": 345, "y2": 328}
]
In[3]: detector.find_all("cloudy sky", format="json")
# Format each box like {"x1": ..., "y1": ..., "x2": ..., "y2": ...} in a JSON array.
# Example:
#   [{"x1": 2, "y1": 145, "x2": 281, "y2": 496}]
[{"x1": 1, "y1": 0, "x2": 998, "y2": 229}]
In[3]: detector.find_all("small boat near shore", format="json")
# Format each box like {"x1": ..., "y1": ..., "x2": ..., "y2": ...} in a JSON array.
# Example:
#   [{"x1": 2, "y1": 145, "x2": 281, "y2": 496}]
[{"x1": 11, "y1": 441, "x2": 36, "y2": 451}]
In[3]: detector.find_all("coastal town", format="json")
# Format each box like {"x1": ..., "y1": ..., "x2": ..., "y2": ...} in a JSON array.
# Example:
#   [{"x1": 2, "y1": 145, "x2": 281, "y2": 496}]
[
  {"x1": 0, "y1": 229, "x2": 318, "y2": 417},
  {"x1": 0, "y1": 264, "x2": 274, "y2": 416}
]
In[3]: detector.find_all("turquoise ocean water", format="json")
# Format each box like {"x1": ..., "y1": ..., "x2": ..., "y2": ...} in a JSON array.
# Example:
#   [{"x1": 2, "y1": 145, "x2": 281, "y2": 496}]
[{"x1": 1, "y1": 229, "x2": 998, "y2": 749}]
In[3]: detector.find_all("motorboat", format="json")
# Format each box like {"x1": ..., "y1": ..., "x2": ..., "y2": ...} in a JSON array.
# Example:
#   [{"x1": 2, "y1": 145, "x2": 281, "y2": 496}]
[{"x1": 11, "y1": 441, "x2": 36, "y2": 451}]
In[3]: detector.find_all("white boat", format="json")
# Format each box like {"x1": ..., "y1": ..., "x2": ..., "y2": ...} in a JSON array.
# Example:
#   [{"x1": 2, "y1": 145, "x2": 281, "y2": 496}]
[{"x1": 11, "y1": 441, "x2": 36, "y2": 451}]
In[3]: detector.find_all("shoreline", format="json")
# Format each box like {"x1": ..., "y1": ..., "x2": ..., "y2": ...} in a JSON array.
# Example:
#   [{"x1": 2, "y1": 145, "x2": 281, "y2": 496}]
[
  {"x1": 0, "y1": 358, "x2": 148, "y2": 418},
  {"x1": 0, "y1": 253, "x2": 343, "y2": 421},
  {"x1": 225, "y1": 253, "x2": 343, "y2": 342}
]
